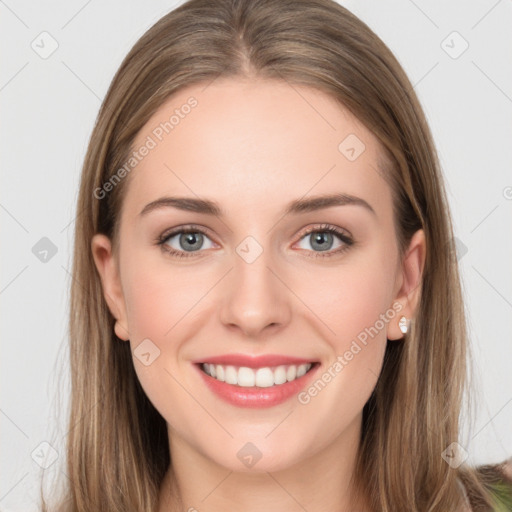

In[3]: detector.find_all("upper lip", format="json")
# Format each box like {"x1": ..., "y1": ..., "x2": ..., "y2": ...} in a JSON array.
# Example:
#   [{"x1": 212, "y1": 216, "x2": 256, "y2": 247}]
[{"x1": 193, "y1": 353, "x2": 318, "y2": 369}]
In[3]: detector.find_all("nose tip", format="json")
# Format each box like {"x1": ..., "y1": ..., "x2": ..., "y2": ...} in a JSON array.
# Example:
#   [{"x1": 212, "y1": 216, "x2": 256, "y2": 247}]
[
  {"x1": 223, "y1": 290, "x2": 285, "y2": 338},
  {"x1": 219, "y1": 255, "x2": 292, "y2": 339}
]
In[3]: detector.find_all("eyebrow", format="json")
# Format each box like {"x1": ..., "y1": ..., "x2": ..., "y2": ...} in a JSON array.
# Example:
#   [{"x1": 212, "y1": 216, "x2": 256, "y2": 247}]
[{"x1": 139, "y1": 192, "x2": 376, "y2": 218}]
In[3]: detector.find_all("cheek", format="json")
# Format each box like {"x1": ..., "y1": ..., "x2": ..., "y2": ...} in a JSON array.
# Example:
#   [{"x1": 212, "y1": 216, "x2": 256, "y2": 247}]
[
  {"x1": 294, "y1": 265, "x2": 392, "y2": 443},
  {"x1": 120, "y1": 257, "x2": 206, "y2": 427},
  {"x1": 298, "y1": 247, "x2": 396, "y2": 399},
  {"x1": 121, "y1": 253, "x2": 209, "y2": 342},
  {"x1": 305, "y1": 252, "x2": 397, "y2": 348}
]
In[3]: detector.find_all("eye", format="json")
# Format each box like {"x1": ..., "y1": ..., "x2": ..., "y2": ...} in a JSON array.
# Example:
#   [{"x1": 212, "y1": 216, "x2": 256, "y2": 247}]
[
  {"x1": 157, "y1": 225, "x2": 215, "y2": 258},
  {"x1": 294, "y1": 224, "x2": 354, "y2": 258}
]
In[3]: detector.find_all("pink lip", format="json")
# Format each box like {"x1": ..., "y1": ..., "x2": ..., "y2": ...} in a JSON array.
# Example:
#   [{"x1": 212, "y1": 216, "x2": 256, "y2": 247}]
[
  {"x1": 193, "y1": 360, "x2": 320, "y2": 409},
  {"x1": 192, "y1": 353, "x2": 317, "y2": 368}
]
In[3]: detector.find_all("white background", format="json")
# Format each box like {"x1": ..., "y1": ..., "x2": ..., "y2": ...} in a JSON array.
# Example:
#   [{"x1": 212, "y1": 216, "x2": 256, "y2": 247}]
[{"x1": 1, "y1": 0, "x2": 511, "y2": 510}]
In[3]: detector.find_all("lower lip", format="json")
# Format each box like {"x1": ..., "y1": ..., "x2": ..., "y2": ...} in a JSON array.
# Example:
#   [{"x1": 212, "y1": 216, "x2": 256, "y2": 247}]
[{"x1": 195, "y1": 363, "x2": 320, "y2": 408}]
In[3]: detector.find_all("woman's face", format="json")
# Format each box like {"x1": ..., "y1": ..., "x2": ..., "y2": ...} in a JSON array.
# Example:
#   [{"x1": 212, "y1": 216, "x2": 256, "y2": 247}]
[{"x1": 92, "y1": 78, "x2": 425, "y2": 473}]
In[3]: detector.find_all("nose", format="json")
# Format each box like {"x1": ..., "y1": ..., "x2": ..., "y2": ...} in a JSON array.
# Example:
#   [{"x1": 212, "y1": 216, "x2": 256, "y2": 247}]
[{"x1": 219, "y1": 245, "x2": 292, "y2": 339}]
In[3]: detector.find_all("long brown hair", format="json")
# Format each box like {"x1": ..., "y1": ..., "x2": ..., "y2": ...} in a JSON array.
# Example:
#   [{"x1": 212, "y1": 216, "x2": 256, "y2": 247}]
[{"x1": 41, "y1": 0, "x2": 502, "y2": 510}]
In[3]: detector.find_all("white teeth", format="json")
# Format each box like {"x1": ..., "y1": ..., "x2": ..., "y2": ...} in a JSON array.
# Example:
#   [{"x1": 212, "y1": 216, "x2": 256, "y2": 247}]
[
  {"x1": 201, "y1": 362, "x2": 313, "y2": 387},
  {"x1": 215, "y1": 364, "x2": 225, "y2": 382},
  {"x1": 274, "y1": 365, "x2": 287, "y2": 385},
  {"x1": 286, "y1": 365, "x2": 297, "y2": 382},
  {"x1": 225, "y1": 365, "x2": 237, "y2": 385},
  {"x1": 238, "y1": 367, "x2": 255, "y2": 387},
  {"x1": 255, "y1": 367, "x2": 274, "y2": 387},
  {"x1": 296, "y1": 364, "x2": 308, "y2": 377}
]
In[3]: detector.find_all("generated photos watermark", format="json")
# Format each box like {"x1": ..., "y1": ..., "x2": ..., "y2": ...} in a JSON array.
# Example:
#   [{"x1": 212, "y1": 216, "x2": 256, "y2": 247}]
[
  {"x1": 93, "y1": 96, "x2": 198, "y2": 200},
  {"x1": 298, "y1": 301, "x2": 404, "y2": 405}
]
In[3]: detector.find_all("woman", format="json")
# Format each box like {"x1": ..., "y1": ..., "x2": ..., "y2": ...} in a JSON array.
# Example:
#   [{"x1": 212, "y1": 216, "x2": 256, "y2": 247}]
[{"x1": 41, "y1": 0, "x2": 512, "y2": 510}]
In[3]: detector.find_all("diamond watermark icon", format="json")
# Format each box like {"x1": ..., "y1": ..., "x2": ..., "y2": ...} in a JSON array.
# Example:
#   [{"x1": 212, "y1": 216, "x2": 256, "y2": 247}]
[
  {"x1": 31, "y1": 441, "x2": 59, "y2": 469},
  {"x1": 453, "y1": 237, "x2": 468, "y2": 261},
  {"x1": 133, "y1": 338, "x2": 161, "y2": 366},
  {"x1": 31, "y1": 31, "x2": 59, "y2": 59},
  {"x1": 441, "y1": 442, "x2": 468, "y2": 469},
  {"x1": 441, "y1": 31, "x2": 469, "y2": 59},
  {"x1": 338, "y1": 134, "x2": 366, "y2": 162},
  {"x1": 237, "y1": 442, "x2": 263, "y2": 468},
  {"x1": 236, "y1": 236, "x2": 263, "y2": 264},
  {"x1": 32, "y1": 237, "x2": 58, "y2": 263}
]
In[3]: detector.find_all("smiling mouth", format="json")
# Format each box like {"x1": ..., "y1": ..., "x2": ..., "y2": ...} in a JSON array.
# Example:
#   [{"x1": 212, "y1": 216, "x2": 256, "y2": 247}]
[{"x1": 199, "y1": 362, "x2": 318, "y2": 388}]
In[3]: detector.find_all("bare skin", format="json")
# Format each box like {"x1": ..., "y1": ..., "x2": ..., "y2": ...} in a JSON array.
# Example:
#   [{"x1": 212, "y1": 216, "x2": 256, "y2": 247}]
[{"x1": 92, "y1": 77, "x2": 426, "y2": 512}]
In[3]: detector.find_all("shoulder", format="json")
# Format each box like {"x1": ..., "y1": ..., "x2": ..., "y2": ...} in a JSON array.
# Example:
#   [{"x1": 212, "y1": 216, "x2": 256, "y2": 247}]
[{"x1": 473, "y1": 457, "x2": 512, "y2": 511}]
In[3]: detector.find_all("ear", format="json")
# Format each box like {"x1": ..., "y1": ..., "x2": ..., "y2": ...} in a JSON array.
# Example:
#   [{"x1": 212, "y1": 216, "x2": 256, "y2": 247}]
[
  {"x1": 91, "y1": 233, "x2": 130, "y2": 341},
  {"x1": 387, "y1": 229, "x2": 426, "y2": 340}
]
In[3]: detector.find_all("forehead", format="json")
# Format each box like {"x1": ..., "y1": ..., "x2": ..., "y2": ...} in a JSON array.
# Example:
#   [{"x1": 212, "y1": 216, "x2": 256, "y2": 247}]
[{"x1": 124, "y1": 78, "x2": 391, "y2": 221}]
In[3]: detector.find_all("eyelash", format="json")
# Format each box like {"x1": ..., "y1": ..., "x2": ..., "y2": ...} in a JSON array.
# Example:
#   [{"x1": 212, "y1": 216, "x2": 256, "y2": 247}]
[{"x1": 156, "y1": 223, "x2": 354, "y2": 260}]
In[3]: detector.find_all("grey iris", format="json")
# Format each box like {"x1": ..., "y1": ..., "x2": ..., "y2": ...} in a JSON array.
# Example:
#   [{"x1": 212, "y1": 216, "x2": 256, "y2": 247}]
[
  {"x1": 180, "y1": 232, "x2": 203, "y2": 251},
  {"x1": 310, "y1": 232, "x2": 333, "y2": 251}
]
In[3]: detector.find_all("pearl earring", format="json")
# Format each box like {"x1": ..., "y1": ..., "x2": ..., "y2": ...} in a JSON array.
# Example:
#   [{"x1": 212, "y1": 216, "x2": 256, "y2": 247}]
[{"x1": 398, "y1": 316, "x2": 408, "y2": 334}]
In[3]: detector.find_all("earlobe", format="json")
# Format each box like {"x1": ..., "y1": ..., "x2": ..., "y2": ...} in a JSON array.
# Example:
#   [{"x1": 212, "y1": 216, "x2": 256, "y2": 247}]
[
  {"x1": 387, "y1": 229, "x2": 426, "y2": 341},
  {"x1": 91, "y1": 233, "x2": 130, "y2": 341}
]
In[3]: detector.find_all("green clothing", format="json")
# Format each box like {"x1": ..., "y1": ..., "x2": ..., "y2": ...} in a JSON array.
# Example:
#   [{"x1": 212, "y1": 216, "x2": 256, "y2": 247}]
[
  {"x1": 476, "y1": 462, "x2": 512, "y2": 511},
  {"x1": 488, "y1": 479, "x2": 512, "y2": 511}
]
